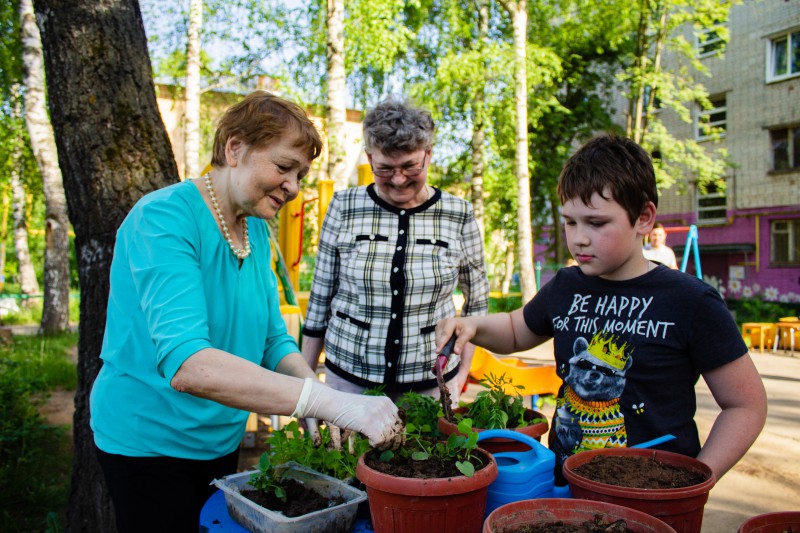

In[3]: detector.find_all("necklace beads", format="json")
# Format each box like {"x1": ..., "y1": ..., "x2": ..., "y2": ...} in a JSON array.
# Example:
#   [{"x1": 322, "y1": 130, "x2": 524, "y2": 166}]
[{"x1": 204, "y1": 173, "x2": 250, "y2": 260}]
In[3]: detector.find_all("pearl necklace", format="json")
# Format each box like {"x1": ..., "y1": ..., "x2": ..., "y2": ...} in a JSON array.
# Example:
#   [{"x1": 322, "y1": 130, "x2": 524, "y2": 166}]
[{"x1": 204, "y1": 173, "x2": 250, "y2": 260}]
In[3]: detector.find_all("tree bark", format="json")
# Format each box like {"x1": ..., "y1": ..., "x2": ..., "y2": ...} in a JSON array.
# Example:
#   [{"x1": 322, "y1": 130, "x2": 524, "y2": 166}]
[
  {"x1": 326, "y1": 0, "x2": 347, "y2": 190},
  {"x1": 34, "y1": 0, "x2": 180, "y2": 530},
  {"x1": 470, "y1": 0, "x2": 489, "y2": 243},
  {"x1": 11, "y1": 166, "x2": 40, "y2": 301},
  {"x1": 184, "y1": 0, "x2": 202, "y2": 180},
  {"x1": 501, "y1": 0, "x2": 536, "y2": 301},
  {"x1": 20, "y1": 0, "x2": 71, "y2": 333}
]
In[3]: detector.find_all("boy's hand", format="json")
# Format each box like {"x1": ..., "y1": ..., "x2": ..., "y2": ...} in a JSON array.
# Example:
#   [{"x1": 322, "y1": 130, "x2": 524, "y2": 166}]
[{"x1": 435, "y1": 317, "x2": 476, "y2": 356}]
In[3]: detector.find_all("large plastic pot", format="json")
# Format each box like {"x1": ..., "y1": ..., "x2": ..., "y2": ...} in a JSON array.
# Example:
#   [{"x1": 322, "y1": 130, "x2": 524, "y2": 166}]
[
  {"x1": 737, "y1": 511, "x2": 800, "y2": 532},
  {"x1": 355, "y1": 448, "x2": 498, "y2": 533},
  {"x1": 438, "y1": 406, "x2": 549, "y2": 454},
  {"x1": 562, "y1": 448, "x2": 715, "y2": 533},
  {"x1": 483, "y1": 498, "x2": 677, "y2": 533}
]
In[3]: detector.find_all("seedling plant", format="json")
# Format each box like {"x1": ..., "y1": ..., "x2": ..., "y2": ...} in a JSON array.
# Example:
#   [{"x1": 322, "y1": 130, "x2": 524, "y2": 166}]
[
  {"x1": 460, "y1": 372, "x2": 544, "y2": 429},
  {"x1": 267, "y1": 420, "x2": 370, "y2": 481},
  {"x1": 378, "y1": 418, "x2": 482, "y2": 477},
  {"x1": 249, "y1": 454, "x2": 287, "y2": 502}
]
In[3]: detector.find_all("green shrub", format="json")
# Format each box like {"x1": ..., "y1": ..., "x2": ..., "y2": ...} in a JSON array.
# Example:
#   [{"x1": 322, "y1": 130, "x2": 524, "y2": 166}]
[
  {"x1": 729, "y1": 298, "x2": 797, "y2": 326},
  {"x1": 0, "y1": 358, "x2": 71, "y2": 532}
]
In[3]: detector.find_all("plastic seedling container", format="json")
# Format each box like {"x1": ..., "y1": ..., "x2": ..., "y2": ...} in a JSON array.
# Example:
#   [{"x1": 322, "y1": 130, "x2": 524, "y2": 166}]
[{"x1": 212, "y1": 461, "x2": 367, "y2": 533}]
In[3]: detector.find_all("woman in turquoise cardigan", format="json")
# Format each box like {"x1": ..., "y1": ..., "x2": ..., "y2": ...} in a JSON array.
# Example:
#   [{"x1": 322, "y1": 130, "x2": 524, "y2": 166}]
[{"x1": 90, "y1": 91, "x2": 402, "y2": 533}]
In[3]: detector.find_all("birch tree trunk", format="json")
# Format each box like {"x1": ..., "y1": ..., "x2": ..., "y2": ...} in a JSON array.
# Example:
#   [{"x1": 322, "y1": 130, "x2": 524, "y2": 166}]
[
  {"x1": 35, "y1": 0, "x2": 180, "y2": 529},
  {"x1": 184, "y1": 0, "x2": 202, "y2": 180},
  {"x1": 10, "y1": 167, "x2": 40, "y2": 302},
  {"x1": 20, "y1": 0, "x2": 71, "y2": 333},
  {"x1": 326, "y1": 0, "x2": 347, "y2": 190},
  {"x1": 501, "y1": 0, "x2": 536, "y2": 300},
  {"x1": 470, "y1": 0, "x2": 489, "y2": 242}
]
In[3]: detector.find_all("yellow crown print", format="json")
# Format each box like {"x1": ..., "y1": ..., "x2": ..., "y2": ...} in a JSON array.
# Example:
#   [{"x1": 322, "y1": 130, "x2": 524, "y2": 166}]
[{"x1": 586, "y1": 332, "x2": 630, "y2": 370}]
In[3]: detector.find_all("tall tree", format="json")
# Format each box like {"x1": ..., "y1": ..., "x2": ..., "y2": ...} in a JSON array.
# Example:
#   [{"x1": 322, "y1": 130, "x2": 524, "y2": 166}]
[
  {"x1": 622, "y1": 0, "x2": 731, "y2": 191},
  {"x1": 326, "y1": 0, "x2": 347, "y2": 190},
  {"x1": 35, "y1": 0, "x2": 180, "y2": 530},
  {"x1": 20, "y1": 0, "x2": 71, "y2": 332},
  {"x1": 499, "y1": 0, "x2": 535, "y2": 300},
  {"x1": 183, "y1": 0, "x2": 202, "y2": 180},
  {"x1": 9, "y1": 142, "x2": 39, "y2": 301}
]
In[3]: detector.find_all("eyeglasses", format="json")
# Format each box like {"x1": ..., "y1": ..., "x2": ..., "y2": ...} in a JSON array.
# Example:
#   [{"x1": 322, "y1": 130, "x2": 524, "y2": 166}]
[{"x1": 370, "y1": 152, "x2": 428, "y2": 179}]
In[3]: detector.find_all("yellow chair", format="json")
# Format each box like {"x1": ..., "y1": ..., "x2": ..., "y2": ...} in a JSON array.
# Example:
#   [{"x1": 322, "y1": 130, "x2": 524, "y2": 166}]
[
  {"x1": 741, "y1": 323, "x2": 776, "y2": 354},
  {"x1": 469, "y1": 346, "x2": 562, "y2": 400},
  {"x1": 773, "y1": 318, "x2": 800, "y2": 355}
]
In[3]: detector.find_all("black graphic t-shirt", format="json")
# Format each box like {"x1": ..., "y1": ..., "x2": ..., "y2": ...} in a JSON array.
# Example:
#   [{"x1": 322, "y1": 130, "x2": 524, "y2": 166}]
[{"x1": 523, "y1": 265, "x2": 747, "y2": 478}]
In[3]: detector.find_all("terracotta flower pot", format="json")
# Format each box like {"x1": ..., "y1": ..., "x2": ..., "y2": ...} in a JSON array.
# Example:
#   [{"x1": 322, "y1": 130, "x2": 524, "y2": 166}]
[
  {"x1": 437, "y1": 406, "x2": 549, "y2": 454},
  {"x1": 355, "y1": 448, "x2": 498, "y2": 533},
  {"x1": 562, "y1": 448, "x2": 715, "y2": 533},
  {"x1": 737, "y1": 511, "x2": 800, "y2": 533},
  {"x1": 483, "y1": 498, "x2": 677, "y2": 533}
]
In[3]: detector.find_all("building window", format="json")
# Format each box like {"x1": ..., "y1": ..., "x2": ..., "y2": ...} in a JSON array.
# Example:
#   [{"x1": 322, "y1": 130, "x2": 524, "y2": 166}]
[
  {"x1": 771, "y1": 218, "x2": 800, "y2": 266},
  {"x1": 696, "y1": 181, "x2": 727, "y2": 224},
  {"x1": 697, "y1": 24, "x2": 725, "y2": 57},
  {"x1": 767, "y1": 30, "x2": 800, "y2": 82},
  {"x1": 695, "y1": 96, "x2": 727, "y2": 141},
  {"x1": 770, "y1": 126, "x2": 800, "y2": 171}
]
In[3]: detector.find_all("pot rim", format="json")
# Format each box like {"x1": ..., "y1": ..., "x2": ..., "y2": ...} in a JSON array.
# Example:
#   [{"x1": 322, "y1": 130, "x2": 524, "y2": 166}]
[
  {"x1": 484, "y1": 498, "x2": 678, "y2": 533},
  {"x1": 562, "y1": 447, "x2": 716, "y2": 500},
  {"x1": 355, "y1": 447, "x2": 498, "y2": 497}
]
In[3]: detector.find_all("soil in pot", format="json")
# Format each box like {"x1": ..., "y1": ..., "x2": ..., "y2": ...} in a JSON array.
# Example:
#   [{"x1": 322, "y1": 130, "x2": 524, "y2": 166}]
[
  {"x1": 363, "y1": 447, "x2": 488, "y2": 478},
  {"x1": 503, "y1": 516, "x2": 635, "y2": 533},
  {"x1": 241, "y1": 478, "x2": 345, "y2": 517},
  {"x1": 573, "y1": 455, "x2": 707, "y2": 490}
]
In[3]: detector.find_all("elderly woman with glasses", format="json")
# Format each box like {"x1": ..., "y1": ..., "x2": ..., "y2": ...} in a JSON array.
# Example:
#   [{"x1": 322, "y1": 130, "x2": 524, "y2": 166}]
[{"x1": 302, "y1": 99, "x2": 489, "y2": 403}]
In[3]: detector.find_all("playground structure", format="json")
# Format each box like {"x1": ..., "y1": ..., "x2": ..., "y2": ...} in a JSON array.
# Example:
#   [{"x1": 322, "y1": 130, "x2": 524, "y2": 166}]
[{"x1": 664, "y1": 224, "x2": 702, "y2": 279}]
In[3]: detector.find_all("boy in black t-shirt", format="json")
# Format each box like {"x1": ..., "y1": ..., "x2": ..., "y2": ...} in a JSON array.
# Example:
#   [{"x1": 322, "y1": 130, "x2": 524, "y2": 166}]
[{"x1": 436, "y1": 134, "x2": 766, "y2": 481}]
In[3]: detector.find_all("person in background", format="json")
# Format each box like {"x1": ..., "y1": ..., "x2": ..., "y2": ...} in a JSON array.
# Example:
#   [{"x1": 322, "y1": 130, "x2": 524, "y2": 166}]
[
  {"x1": 90, "y1": 91, "x2": 402, "y2": 533},
  {"x1": 643, "y1": 222, "x2": 678, "y2": 269},
  {"x1": 436, "y1": 134, "x2": 766, "y2": 484},
  {"x1": 302, "y1": 98, "x2": 489, "y2": 404}
]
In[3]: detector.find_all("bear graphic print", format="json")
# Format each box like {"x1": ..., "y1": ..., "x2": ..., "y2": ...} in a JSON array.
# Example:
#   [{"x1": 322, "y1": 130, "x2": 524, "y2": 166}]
[{"x1": 551, "y1": 332, "x2": 632, "y2": 470}]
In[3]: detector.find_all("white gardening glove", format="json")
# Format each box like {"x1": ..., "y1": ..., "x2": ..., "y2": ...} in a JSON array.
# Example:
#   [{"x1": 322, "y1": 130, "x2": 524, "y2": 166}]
[{"x1": 292, "y1": 378, "x2": 403, "y2": 449}]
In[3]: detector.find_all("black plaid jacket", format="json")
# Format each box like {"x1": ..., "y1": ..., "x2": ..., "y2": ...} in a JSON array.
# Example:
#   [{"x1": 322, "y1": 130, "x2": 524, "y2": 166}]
[{"x1": 303, "y1": 185, "x2": 489, "y2": 390}]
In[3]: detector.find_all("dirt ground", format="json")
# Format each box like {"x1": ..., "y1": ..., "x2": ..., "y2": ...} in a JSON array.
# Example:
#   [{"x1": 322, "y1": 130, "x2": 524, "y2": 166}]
[{"x1": 41, "y1": 347, "x2": 800, "y2": 531}]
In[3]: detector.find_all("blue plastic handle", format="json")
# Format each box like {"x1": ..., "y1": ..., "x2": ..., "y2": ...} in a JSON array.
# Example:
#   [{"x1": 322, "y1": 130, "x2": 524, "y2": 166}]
[
  {"x1": 631, "y1": 434, "x2": 676, "y2": 449},
  {"x1": 476, "y1": 429, "x2": 548, "y2": 458}
]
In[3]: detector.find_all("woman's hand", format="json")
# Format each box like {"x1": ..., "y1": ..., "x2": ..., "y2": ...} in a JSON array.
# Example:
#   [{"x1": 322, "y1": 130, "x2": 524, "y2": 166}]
[{"x1": 293, "y1": 379, "x2": 404, "y2": 449}]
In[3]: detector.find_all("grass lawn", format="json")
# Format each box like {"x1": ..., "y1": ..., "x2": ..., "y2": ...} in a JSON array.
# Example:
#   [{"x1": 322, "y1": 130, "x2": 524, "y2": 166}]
[{"x1": 0, "y1": 328, "x2": 77, "y2": 532}]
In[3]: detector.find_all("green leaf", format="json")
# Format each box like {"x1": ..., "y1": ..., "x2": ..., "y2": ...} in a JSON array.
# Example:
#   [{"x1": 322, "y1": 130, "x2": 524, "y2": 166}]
[
  {"x1": 379, "y1": 450, "x2": 394, "y2": 462},
  {"x1": 411, "y1": 451, "x2": 430, "y2": 461},
  {"x1": 457, "y1": 418, "x2": 473, "y2": 435},
  {"x1": 455, "y1": 461, "x2": 475, "y2": 477}
]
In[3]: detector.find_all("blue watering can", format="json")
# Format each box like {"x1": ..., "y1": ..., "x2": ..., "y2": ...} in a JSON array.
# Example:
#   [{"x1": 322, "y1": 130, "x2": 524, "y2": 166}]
[{"x1": 477, "y1": 429, "x2": 559, "y2": 516}]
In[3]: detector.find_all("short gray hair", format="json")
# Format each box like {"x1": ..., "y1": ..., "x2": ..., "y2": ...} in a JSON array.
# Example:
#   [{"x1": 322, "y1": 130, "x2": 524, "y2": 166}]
[{"x1": 362, "y1": 99, "x2": 435, "y2": 155}]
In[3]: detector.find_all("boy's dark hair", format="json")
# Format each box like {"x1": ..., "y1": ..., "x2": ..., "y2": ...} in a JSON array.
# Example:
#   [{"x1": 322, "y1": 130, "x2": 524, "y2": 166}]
[{"x1": 557, "y1": 134, "x2": 658, "y2": 225}]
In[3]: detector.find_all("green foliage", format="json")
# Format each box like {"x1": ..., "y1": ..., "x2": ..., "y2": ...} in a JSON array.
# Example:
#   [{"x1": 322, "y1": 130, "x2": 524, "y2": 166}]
[
  {"x1": 0, "y1": 357, "x2": 72, "y2": 532},
  {"x1": 0, "y1": 331, "x2": 78, "y2": 391},
  {"x1": 731, "y1": 298, "x2": 797, "y2": 326},
  {"x1": 394, "y1": 390, "x2": 442, "y2": 438},
  {"x1": 380, "y1": 418, "x2": 481, "y2": 477},
  {"x1": 460, "y1": 372, "x2": 538, "y2": 430},
  {"x1": 266, "y1": 420, "x2": 371, "y2": 481},
  {"x1": 488, "y1": 295, "x2": 523, "y2": 313},
  {"x1": 249, "y1": 454, "x2": 287, "y2": 501}
]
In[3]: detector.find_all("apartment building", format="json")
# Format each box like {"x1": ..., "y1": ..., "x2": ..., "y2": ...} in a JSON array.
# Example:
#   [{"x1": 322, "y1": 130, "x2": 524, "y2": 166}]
[{"x1": 651, "y1": 0, "x2": 800, "y2": 302}]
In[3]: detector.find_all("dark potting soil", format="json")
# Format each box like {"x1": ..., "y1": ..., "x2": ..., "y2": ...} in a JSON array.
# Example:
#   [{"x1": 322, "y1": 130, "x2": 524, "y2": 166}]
[
  {"x1": 574, "y1": 455, "x2": 707, "y2": 489},
  {"x1": 504, "y1": 516, "x2": 632, "y2": 533},
  {"x1": 364, "y1": 448, "x2": 487, "y2": 479},
  {"x1": 240, "y1": 478, "x2": 344, "y2": 517}
]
